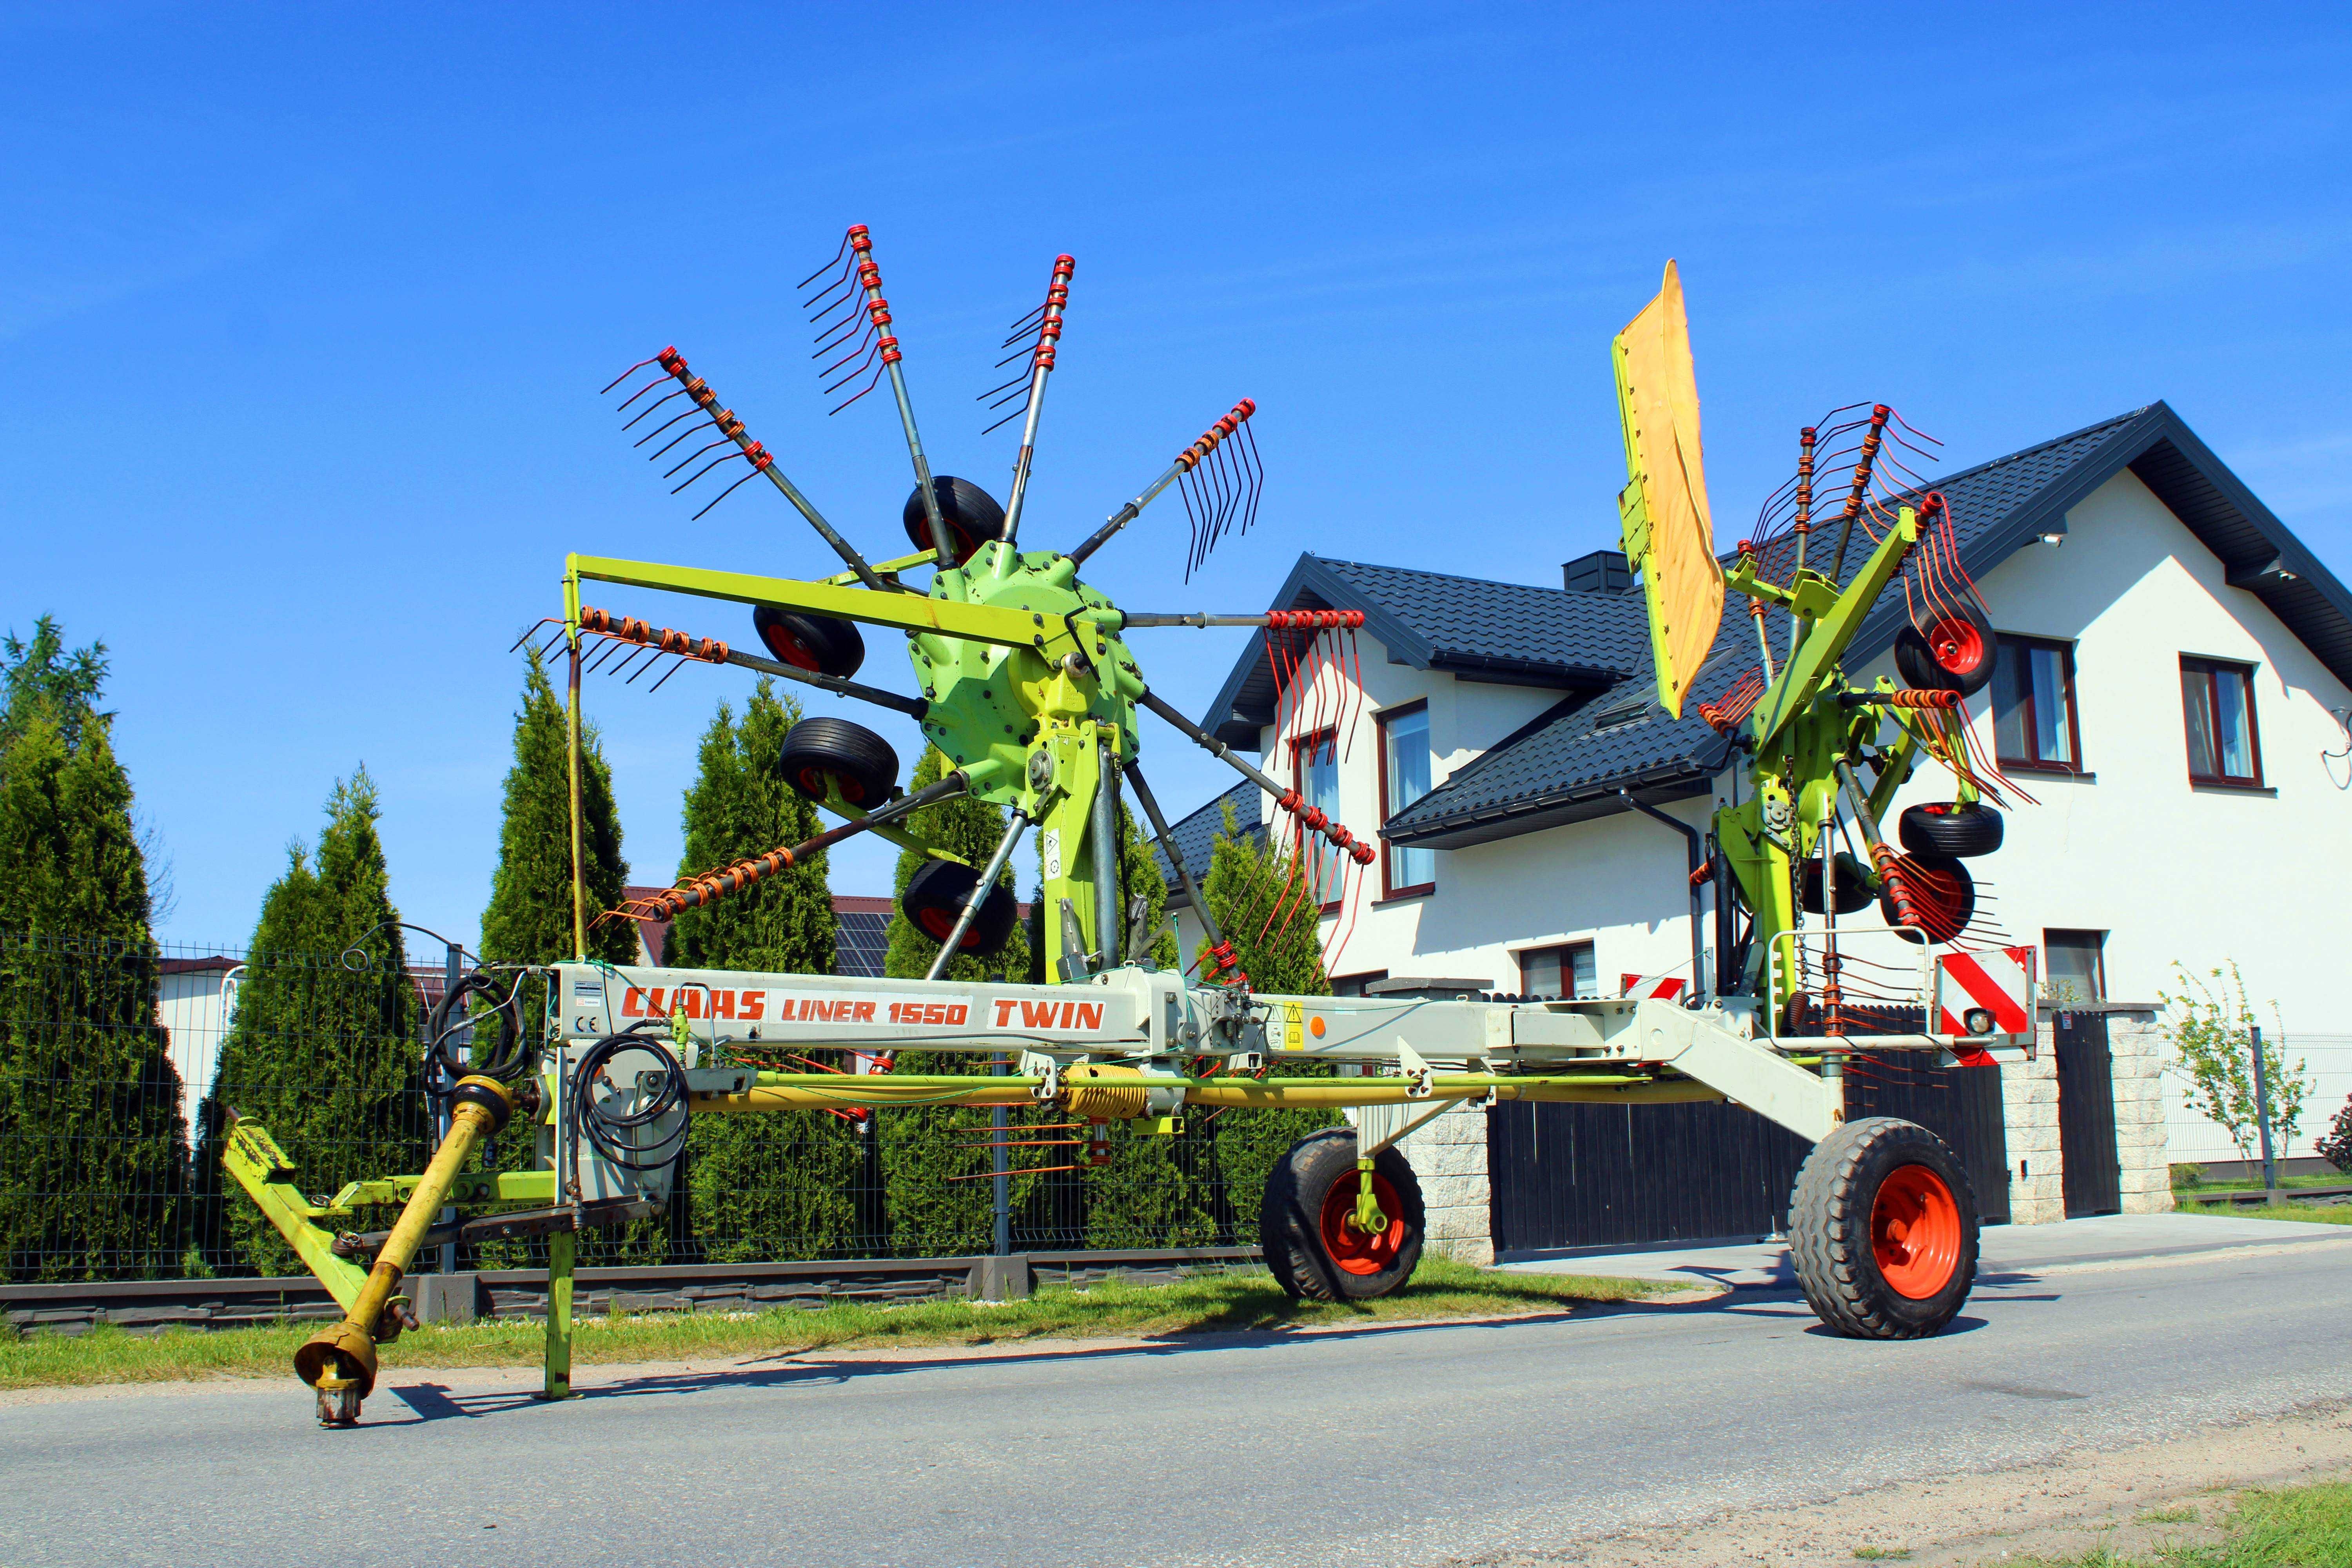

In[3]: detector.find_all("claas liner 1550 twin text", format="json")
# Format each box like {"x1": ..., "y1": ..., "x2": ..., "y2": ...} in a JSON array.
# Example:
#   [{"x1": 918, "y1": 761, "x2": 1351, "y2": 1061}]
[{"x1": 226, "y1": 237, "x2": 2036, "y2": 1425}]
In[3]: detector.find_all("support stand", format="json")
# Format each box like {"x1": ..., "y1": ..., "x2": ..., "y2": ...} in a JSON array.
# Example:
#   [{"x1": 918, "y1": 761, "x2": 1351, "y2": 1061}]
[{"x1": 543, "y1": 1231, "x2": 575, "y2": 1400}]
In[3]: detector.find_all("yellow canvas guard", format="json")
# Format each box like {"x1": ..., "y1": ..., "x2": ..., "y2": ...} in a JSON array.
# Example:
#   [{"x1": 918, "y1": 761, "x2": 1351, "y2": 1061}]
[{"x1": 1613, "y1": 260, "x2": 1724, "y2": 717}]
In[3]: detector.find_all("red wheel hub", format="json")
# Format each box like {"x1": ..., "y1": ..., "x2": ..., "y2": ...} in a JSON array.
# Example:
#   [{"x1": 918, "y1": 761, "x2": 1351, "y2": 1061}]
[
  {"x1": 916, "y1": 906, "x2": 960, "y2": 942},
  {"x1": 1926, "y1": 616, "x2": 1985, "y2": 677},
  {"x1": 1317, "y1": 1169, "x2": 1406, "y2": 1276},
  {"x1": 1871, "y1": 1162, "x2": 1962, "y2": 1298},
  {"x1": 761, "y1": 626, "x2": 820, "y2": 671}
]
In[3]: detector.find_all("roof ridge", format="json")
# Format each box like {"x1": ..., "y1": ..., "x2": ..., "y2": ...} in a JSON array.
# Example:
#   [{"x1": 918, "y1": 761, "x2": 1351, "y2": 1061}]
[
  {"x1": 1318, "y1": 555, "x2": 1574, "y2": 597},
  {"x1": 1893, "y1": 405, "x2": 2151, "y2": 497}
]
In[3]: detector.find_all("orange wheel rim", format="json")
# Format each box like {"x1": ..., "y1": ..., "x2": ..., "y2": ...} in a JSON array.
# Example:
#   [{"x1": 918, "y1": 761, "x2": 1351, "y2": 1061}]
[
  {"x1": 1317, "y1": 1170, "x2": 1405, "y2": 1276},
  {"x1": 1872, "y1": 1163, "x2": 1962, "y2": 1298}
]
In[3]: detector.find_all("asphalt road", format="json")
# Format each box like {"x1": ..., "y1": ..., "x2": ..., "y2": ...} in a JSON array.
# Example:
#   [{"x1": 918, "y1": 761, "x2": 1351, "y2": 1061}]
[{"x1": 8, "y1": 1231, "x2": 2350, "y2": 1568}]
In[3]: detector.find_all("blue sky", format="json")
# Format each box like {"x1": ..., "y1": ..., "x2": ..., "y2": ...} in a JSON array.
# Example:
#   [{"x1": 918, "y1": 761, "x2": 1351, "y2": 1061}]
[{"x1": 5, "y1": 4, "x2": 2347, "y2": 951}]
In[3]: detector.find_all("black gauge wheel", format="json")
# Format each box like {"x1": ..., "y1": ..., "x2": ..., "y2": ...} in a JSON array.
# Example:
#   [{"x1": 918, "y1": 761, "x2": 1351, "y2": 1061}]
[
  {"x1": 779, "y1": 717, "x2": 899, "y2": 808},
  {"x1": 752, "y1": 606, "x2": 866, "y2": 679},
  {"x1": 902, "y1": 476, "x2": 1005, "y2": 566},
  {"x1": 1892, "y1": 598, "x2": 1995, "y2": 697},
  {"x1": 901, "y1": 858, "x2": 1018, "y2": 956}
]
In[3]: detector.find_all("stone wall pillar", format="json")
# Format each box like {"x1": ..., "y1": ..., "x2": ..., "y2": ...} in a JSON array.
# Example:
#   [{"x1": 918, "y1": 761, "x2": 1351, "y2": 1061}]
[
  {"x1": 1396, "y1": 1102, "x2": 1493, "y2": 1265},
  {"x1": 2107, "y1": 1010, "x2": 2175, "y2": 1215},
  {"x1": 2004, "y1": 1029, "x2": 2067, "y2": 1224}
]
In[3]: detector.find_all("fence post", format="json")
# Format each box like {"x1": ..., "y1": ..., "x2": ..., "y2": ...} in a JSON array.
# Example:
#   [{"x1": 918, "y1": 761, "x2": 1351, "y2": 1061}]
[
  {"x1": 992, "y1": 1056, "x2": 1011, "y2": 1256},
  {"x1": 2249, "y1": 1024, "x2": 2278, "y2": 1202},
  {"x1": 439, "y1": 942, "x2": 462, "y2": 1275}
]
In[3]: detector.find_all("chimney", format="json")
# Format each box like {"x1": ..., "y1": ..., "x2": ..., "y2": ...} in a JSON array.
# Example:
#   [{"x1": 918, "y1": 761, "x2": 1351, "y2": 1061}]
[{"x1": 1563, "y1": 549, "x2": 1633, "y2": 594}]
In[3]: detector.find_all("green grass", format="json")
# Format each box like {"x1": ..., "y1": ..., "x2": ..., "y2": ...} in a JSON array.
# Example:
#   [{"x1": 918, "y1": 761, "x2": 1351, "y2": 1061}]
[
  {"x1": 2133, "y1": 1505, "x2": 2201, "y2": 1525},
  {"x1": 2178, "y1": 1199, "x2": 2352, "y2": 1225},
  {"x1": 1850, "y1": 1548, "x2": 1911, "y2": 1561},
  {"x1": 2007, "y1": 1481, "x2": 2352, "y2": 1566},
  {"x1": 0, "y1": 1257, "x2": 1663, "y2": 1391},
  {"x1": 2172, "y1": 1168, "x2": 2345, "y2": 1195}
]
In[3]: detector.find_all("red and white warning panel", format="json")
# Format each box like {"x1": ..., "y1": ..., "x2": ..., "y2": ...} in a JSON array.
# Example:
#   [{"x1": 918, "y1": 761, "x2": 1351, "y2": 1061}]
[
  {"x1": 1932, "y1": 945, "x2": 2037, "y2": 1040},
  {"x1": 1620, "y1": 973, "x2": 1688, "y2": 1001}
]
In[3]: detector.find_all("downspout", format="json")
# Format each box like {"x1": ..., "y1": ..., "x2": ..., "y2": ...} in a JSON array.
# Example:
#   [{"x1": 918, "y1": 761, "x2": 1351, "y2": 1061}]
[{"x1": 1617, "y1": 788, "x2": 1705, "y2": 1006}]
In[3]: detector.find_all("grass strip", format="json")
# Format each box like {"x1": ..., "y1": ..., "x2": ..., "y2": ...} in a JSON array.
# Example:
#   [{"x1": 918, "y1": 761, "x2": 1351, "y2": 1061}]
[
  {"x1": 2005, "y1": 1479, "x2": 2352, "y2": 1566},
  {"x1": 0, "y1": 1257, "x2": 1663, "y2": 1391},
  {"x1": 2178, "y1": 1199, "x2": 2352, "y2": 1226}
]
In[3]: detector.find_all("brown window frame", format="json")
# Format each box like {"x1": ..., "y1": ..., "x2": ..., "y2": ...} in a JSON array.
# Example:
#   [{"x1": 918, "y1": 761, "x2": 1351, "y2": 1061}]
[
  {"x1": 1515, "y1": 941, "x2": 1595, "y2": 1000},
  {"x1": 1289, "y1": 726, "x2": 1344, "y2": 914},
  {"x1": 2179, "y1": 655, "x2": 2264, "y2": 787},
  {"x1": 1992, "y1": 634, "x2": 2087, "y2": 775},
  {"x1": 1375, "y1": 699, "x2": 1436, "y2": 900}
]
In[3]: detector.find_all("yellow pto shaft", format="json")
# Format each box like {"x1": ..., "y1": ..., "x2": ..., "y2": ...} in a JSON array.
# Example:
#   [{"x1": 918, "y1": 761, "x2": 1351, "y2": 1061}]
[{"x1": 292, "y1": 1075, "x2": 519, "y2": 1423}]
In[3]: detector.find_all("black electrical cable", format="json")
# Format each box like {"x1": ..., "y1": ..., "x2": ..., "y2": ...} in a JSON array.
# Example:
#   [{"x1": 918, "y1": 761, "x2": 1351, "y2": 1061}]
[
  {"x1": 421, "y1": 970, "x2": 530, "y2": 1100},
  {"x1": 571, "y1": 1022, "x2": 691, "y2": 1174}
]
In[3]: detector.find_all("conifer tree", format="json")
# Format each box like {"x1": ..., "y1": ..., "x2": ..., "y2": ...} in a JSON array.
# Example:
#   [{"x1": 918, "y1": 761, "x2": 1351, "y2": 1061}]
[
  {"x1": 466, "y1": 648, "x2": 641, "y2": 1263},
  {"x1": 479, "y1": 648, "x2": 634, "y2": 969},
  {"x1": 197, "y1": 769, "x2": 419, "y2": 1275},
  {"x1": 1075, "y1": 793, "x2": 1206, "y2": 1244},
  {"x1": 1192, "y1": 800, "x2": 1339, "y2": 1238},
  {"x1": 0, "y1": 621, "x2": 188, "y2": 1280},
  {"x1": 667, "y1": 681, "x2": 861, "y2": 1263},
  {"x1": 877, "y1": 746, "x2": 1034, "y2": 1253}
]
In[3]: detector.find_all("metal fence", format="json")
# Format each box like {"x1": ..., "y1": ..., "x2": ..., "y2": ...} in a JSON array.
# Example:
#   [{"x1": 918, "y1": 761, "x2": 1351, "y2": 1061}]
[
  {"x1": 2162, "y1": 1032, "x2": 2352, "y2": 1166},
  {"x1": 0, "y1": 933, "x2": 1333, "y2": 1284}
]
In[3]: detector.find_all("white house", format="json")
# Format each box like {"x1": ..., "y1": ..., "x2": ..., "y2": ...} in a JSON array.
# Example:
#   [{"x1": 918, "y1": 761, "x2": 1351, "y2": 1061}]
[
  {"x1": 1159, "y1": 403, "x2": 2352, "y2": 1251},
  {"x1": 156, "y1": 956, "x2": 242, "y2": 1135}
]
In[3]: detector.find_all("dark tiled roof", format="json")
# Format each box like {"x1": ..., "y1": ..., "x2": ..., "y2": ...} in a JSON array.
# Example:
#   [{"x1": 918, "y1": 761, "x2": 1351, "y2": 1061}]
[
  {"x1": 1202, "y1": 557, "x2": 1643, "y2": 746},
  {"x1": 157, "y1": 956, "x2": 241, "y2": 975},
  {"x1": 1385, "y1": 403, "x2": 2352, "y2": 846},
  {"x1": 1149, "y1": 780, "x2": 1264, "y2": 905}
]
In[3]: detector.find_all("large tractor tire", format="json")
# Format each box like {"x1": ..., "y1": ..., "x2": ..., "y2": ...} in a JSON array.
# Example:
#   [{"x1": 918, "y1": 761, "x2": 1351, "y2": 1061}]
[
  {"x1": 779, "y1": 717, "x2": 899, "y2": 808},
  {"x1": 1260, "y1": 1127, "x2": 1425, "y2": 1302},
  {"x1": 1789, "y1": 1116, "x2": 1978, "y2": 1339}
]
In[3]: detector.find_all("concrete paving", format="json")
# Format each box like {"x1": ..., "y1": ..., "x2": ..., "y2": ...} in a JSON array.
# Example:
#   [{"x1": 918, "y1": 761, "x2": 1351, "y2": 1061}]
[
  {"x1": 6, "y1": 1218, "x2": 2349, "y2": 1568},
  {"x1": 1500, "y1": 1210, "x2": 2352, "y2": 1293}
]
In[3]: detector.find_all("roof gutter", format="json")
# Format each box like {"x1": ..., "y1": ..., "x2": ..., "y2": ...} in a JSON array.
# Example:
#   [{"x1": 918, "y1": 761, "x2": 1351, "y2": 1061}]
[{"x1": 1617, "y1": 788, "x2": 1705, "y2": 1006}]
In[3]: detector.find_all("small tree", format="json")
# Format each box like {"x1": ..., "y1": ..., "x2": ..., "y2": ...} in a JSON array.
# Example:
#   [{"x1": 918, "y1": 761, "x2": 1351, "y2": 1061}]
[
  {"x1": 0, "y1": 627, "x2": 189, "y2": 1281},
  {"x1": 479, "y1": 648, "x2": 635, "y2": 970},
  {"x1": 2316, "y1": 1096, "x2": 2352, "y2": 1176},
  {"x1": 1191, "y1": 799, "x2": 1339, "y2": 1238},
  {"x1": 199, "y1": 770, "x2": 420, "y2": 1275},
  {"x1": 2159, "y1": 961, "x2": 2309, "y2": 1160},
  {"x1": 1192, "y1": 799, "x2": 1329, "y2": 995},
  {"x1": 875, "y1": 747, "x2": 1036, "y2": 1253},
  {"x1": 667, "y1": 682, "x2": 862, "y2": 1263}
]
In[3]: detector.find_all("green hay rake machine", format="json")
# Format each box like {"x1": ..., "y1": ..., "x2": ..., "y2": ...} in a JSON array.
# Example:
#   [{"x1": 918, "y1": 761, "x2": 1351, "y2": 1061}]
[{"x1": 228, "y1": 238, "x2": 2034, "y2": 1426}]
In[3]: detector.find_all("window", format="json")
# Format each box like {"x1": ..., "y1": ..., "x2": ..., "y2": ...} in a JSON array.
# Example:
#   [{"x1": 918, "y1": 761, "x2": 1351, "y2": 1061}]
[
  {"x1": 2043, "y1": 929, "x2": 2107, "y2": 1004},
  {"x1": 1517, "y1": 942, "x2": 1596, "y2": 999},
  {"x1": 1290, "y1": 728, "x2": 1344, "y2": 905},
  {"x1": 1992, "y1": 635, "x2": 2083, "y2": 772},
  {"x1": 2180, "y1": 657, "x2": 2263, "y2": 785},
  {"x1": 1378, "y1": 702, "x2": 1436, "y2": 898}
]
